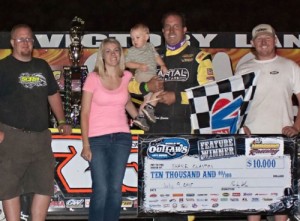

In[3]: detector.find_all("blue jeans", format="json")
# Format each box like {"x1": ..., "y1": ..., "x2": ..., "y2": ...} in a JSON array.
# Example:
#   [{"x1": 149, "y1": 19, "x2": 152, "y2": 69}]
[{"x1": 88, "y1": 133, "x2": 132, "y2": 221}]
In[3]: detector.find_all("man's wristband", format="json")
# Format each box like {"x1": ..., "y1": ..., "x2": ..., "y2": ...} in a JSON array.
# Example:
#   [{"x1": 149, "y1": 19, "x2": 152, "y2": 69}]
[
  {"x1": 144, "y1": 83, "x2": 149, "y2": 92},
  {"x1": 139, "y1": 82, "x2": 149, "y2": 95},
  {"x1": 58, "y1": 120, "x2": 66, "y2": 125}
]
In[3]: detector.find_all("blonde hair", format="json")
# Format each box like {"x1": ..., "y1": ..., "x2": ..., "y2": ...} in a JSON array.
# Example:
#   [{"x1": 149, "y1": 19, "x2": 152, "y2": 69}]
[
  {"x1": 94, "y1": 38, "x2": 125, "y2": 77},
  {"x1": 130, "y1": 23, "x2": 150, "y2": 35}
]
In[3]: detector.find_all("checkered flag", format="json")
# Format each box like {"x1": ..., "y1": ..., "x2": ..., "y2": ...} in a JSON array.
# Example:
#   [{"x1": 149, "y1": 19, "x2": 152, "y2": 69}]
[{"x1": 186, "y1": 71, "x2": 259, "y2": 134}]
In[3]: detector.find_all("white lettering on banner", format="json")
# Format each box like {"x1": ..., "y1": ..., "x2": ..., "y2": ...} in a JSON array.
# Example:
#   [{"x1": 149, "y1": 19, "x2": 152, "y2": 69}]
[
  {"x1": 149, "y1": 34, "x2": 162, "y2": 47},
  {"x1": 284, "y1": 34, "x2": 300, "y2": 48},
  {"x1": 109, "y1": 34, "x2": 130, "y2": 46},
  {"x1": 82, "y1": 33, "x2": 162, "y2": 47},
  {"x1": 82, "y1": 34, "x2": 110, "y2": 47},
  {"x1": 36, "y1": 34, "x2": 64, "y2": 47},
  {"x1": 35, "y1": 34, "x2": 134, "y2": 48},
  {"x1": 235, "y1": 34, "x2": 252, "y2": 48},
  {"x1": 192, "y1": 34, "x2": 218, "y2": 47},
  {"x1": 33, "y1": 33, "x2": 300, "y2": 48},
  {"x1": 51, "y1": 137, "x2": 138, "y2": 192}
]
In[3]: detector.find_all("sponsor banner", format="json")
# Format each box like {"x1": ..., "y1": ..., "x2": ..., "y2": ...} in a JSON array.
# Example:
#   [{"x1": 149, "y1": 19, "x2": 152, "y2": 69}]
[
  {"x1": 1, "y1": 32, "x2": 300, "y2": 78},
  {"x1": 1, "y1": 32, "x2": 300, "y2": 49},
  {"x1": 138, "y1": 134, "x2": 298, "y2": 216}
]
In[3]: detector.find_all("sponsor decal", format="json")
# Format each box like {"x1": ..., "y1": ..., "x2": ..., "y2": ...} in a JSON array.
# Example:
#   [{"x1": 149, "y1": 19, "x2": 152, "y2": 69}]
[
  {"x1": 212, "y1": 203, "x2": 219, "y2": 208},
  {"x1": 133, "y1": 200, "x2": 138, "y2": 208},
  {"x1": 66, "y1": 199, "x2": 84, "y2": 208},
  {"x1": 222, "y1": 193, "x2": 229, "y2": 197},
  {"x1": 121, "y1": 201, "x2": 133, "y2": 208},
  {"x1": 19, "y1": 73, "x2": 47, "y2": 89},
  {"x1": 211, "y1": 97, "x2": 243, "y2": 134},
  {"x1": 186, "y1": 193, "x2": 195, "y2": 197},
  {"x1": 159, "y1": 68, "x2": 189, "y2": 82},
  {"x1": 150, "y1": 194, "x2": 157, "y2": 198},
  {"x1": 181, "y1": 204, "x2": 188, "y2": 208},
  {"x1": 85, "y1": 199, "x2": 90, "y2": 208},
  {"x1": 49, "y1": 200, "x2": 66, "y2": 208},
  {"x1": 149, "y1": 200, "x2": 159, "y2": 203},
  {"x1": 197, "y1": 194, "x2": 208, "y2": 196},
  {"x1": 173, "y1": 193, "x2": 184, "y2": 197},
  {"x1": 181, "y1": 53, "x2": 194, "y2": 62},
  {"x1": 192, "y1": 203, "x2": 198, "y2": 208},
  {"x1": 255, "y1": 193, "x2": 268, "y2": 196},
  {"x1": 160, "y1": 194, "x2": 170, "y2": 197},
  {"x1": 147, "y1": 137, "x2": 189, "y2": 160},
  {"x1": 245, "y1": 137, "x2": 283, "y2": 156}
]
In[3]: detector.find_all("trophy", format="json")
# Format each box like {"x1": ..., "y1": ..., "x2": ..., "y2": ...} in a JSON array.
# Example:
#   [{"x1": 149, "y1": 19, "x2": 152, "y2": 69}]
[
  {"x1": 69, "y1": 16, "x2": 84, "y2": 67},
  {"x1": 63, "y1": 16, "x2": 88, "y2": 127}
]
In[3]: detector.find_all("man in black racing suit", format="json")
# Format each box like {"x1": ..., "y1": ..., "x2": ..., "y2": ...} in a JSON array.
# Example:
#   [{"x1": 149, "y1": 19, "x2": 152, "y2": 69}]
[
  {"x1": 150, "y1": 11, "x2": 215, "y2": 135},
  {"x1": 128, "y1": 11, "x2": 215, "y2": 221}
]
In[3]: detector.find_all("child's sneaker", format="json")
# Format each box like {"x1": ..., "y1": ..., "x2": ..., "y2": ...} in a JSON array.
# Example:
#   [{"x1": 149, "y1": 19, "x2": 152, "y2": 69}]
[
  {"x1": 142, "y1": 104, "x2": 156, "y2": 123},
  {"x1": 133, "y1": 115, "x2": 150, "y2": 131}
]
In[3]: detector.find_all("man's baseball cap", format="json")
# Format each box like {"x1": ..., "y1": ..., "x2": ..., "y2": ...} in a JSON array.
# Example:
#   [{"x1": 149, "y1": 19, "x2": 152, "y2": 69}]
[{"x1": 252, "y1": 24, "x2": 276, "y2": 39}]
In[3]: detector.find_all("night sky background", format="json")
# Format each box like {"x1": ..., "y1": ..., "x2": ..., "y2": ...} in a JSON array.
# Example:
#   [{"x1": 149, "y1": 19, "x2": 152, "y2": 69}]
[{"x1": 1, "y1": 0, "x2": 300, "y2": 33}]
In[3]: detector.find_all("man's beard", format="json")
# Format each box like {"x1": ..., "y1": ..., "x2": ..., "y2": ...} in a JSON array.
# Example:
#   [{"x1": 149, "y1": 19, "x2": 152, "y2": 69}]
[{"x1": 21, "y1": 50, "x2": 32, "y2": 57}]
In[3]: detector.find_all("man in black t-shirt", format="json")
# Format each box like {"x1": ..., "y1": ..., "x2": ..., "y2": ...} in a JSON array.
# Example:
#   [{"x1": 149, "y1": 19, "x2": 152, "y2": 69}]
[{"x1": 0, "y1": 24, "x2": 71, "y2": 221}]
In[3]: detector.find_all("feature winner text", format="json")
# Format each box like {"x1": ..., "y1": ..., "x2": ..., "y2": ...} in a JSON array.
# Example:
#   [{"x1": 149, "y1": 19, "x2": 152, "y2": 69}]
[{"x1": 198, "y1": 137, "x2": 236, "y2": 161}]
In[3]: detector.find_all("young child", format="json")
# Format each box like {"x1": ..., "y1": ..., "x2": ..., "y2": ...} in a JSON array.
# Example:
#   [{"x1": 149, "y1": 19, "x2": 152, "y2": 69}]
[{"x1": 126, "y1": 23, "x2": 168, "y2": 124}]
